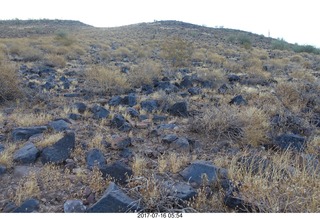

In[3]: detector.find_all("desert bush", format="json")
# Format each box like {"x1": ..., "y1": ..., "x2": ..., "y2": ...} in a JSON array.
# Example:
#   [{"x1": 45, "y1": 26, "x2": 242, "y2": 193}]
[
  {"x1": 44, "y1": 54, "x2": 66, "y2": 68},
  {"x1": 271, "y1": 38, "x2": 290, "y2": 50},
  {"x1": 161, "y1": 37, "x2": 194, "y2": 67},
  {"x1": 55, "y1": 31, "x2": 75, "y2": 46},
  {"x1": 237, "y1": 34, "x2": 252, "y2": 49},
  {"x1": 85, "y1": 65, "x2": 130, "y2": 95},
  {"x1": 0, "y1": 60, "x2": 22, "y2": 102},
  {"x1": 128, "y1": 60, "x2": 162, "y2": 88},
  {"x1": 190, "y1": 104, "x2": 270, "y2": 146}
]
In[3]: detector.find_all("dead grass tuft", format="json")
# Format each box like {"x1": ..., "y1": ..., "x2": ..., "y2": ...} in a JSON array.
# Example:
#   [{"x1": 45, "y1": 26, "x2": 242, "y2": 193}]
[{"x1": 85, "y1": 65, "x2": 130, "y2": 95}]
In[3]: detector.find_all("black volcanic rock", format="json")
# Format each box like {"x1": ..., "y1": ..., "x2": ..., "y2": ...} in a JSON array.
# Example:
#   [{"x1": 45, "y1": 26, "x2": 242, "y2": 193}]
[
  {"x1": 180, "y1": 160, "x2": 219, "y2": 185},
  {"x1": 87, "y1": 182, "x2": 140, "y2": 213},
  {"x1": 12, "y1": 126, "x2": 48, "y2": 142},
  {"x1": 41, "y1": 131, "x2": 76, "y2": 164},
  {"x1": 86, "y1": 149, "x2": 107, "y2": 170},
  {"x1": 13, "y1": 142, "x2": 40, "y2": 164},
  {"x1": 274, "y1": 134, "x2": 306, "y2": 152},
  {"x1": 168, "y1": 101, "x2": 188, "y2": 117}
]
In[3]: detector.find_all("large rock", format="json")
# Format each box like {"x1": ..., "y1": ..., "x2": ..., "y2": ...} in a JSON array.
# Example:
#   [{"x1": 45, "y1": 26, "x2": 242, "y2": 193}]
[
  {"x1": 12, "y1": 126, "x2": 48, "y2": 142},
  {"x1": 91, "y1": 105, "x2": 110, "y2": 119},
  {"x1": 140, "y1": 100, "x2": 158, "y2": 112},
  {"x1": 168, "y1": 101, "x2": 188, "y2": 117},
  {"x1": 13, "y1": 142, "x2": 40, "y2": 164},
  {"x1": 64, "y1": 200, "x2": 86, "y2": 213},
  {"x1": 41, "y1": 131, "x2": 76, "y2": 164},
  {"x1": 162, "y1": 134, "x2": 178, "y2": 144},
  {"x1": 165, "y1": 181, "x2": 197, "y2": 202},
  {"x1": 73, "y1": 102, "x2": 87, "y2": 114},
  {"x1": 101, "y1": 161, "x2": 133, "y2": 184},
  {"x1": 86, "y1": 149, "x2": 107, "y2": 170},
  {"x1": 274, "y1": 134, "x2": 306, "y2": 152},
  {"x1": 121, "y1": 93, "x2": 137, "y2": 107},
  {"x1": 172, "y1": 137, "x2": 190, "y2": 152},
  {"x1": 230, "y1": 95, "x2": 247, "y2": 106},
  {"x1": 109, "y1": 96, "x2": 122, "y2": 106},
  {"x1": 48, "y1": 119, "x2": 70, "y2": 131},
  {"x1": 87, "y1": 182, "x2": 140, "y2": 212},
  {"x1": 13, "y1": 198, "x2": 40, "y2": 213},
  {"x1": 180, "y1": 160, "x2": 219, "y2": 185},
  {"x1": 111, "y1": 114, "x2": 132, "y2": 131}
]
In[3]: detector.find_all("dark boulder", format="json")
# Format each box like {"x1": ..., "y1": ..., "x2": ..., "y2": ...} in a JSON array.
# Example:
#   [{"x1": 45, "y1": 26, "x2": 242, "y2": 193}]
[
  {"x1": 180, "y1": 160, "x2": 220, "y2": 185},
  {"x1": 91, "y1": 105, "x2": 110, "y2": 119},
  {"x1": 228, "y1": 74, "x2": 241, "y2": 83},
  {"x1": 87, "y1": 182, "x2": 140, "y2": 213},
  {"x1": 108, "y1": 96, "x2": 122, "y2": 106},
  {"x1": 165, "y1": 181, "x2": 197, "y2": 203},
  {"x1": 41, "y1": 131, "x2": 76, "y2": 164},
  {"x1": 12, "y1": 126, "x2": 48, "y2": 142},
  {"x1": 111, "y1": 114, "x2": 132, "y2": 131},
  {"x1": 188, "y1": 87, "x2": 202, "y2": 95},
  {"x1": 168, "y1": 101, "x2": 188, "y2": 117},
  {"x1": 127, "y1": 107, "x2": 139, "y2": 118},
  {"x1": 230, "y1": 95, "x2": 247, "y2": 106},
  {"x1": 162, "y1": 134, "x2": 178, "y2": 144},
  {"x1": 13, "y1": 142, "x2": 40, "y2": 164},
  {"x1": 121, "y1": 93, "x2": 137, "y2": 107},
  {"x1": 64, "y1": 200, "x2": 86, "y2": 213},
  {"x1": 73, "y1": 102, "x2": 87, "y2": 114},
  {"x1": 86, "y1": 149, "x2": 107, "y2": 170},
  {"x1": 140, "y1": 100, "x2": 158, "y2": 112},
  {"x1": 13, "y1": 198, "x2": 40, "y2": 213},
  {"x1": 101, "y1": 161, "x2": 133, "y2": 184},
  {"x1": 48, "y1": 119, "x2": 70, "y2": 131},
  {"x1": 274, "y1": 134, "x2": 306, "y2": 152}
]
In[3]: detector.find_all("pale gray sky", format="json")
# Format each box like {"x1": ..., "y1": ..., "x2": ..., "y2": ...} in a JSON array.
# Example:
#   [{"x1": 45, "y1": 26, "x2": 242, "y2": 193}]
[{"x1": 1, "y1": 0, "x2": 319, "y2": 47}]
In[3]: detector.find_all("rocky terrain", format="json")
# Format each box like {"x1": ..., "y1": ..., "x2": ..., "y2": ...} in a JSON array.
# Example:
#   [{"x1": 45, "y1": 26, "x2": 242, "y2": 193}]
[{"x1": 0, "y1": 19, "x2": 319, "y2": 213}]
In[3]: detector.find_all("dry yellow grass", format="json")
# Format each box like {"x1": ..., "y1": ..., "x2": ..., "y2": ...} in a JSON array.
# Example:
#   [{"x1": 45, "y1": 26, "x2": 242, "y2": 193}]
[
  {"x1": 36, "y1": 132, "x2": 64, "y2": 148},
  {"x1": 0, "y1": 60, "x2": 22, "y2": 102},
  {"x1": 0, "y1": 143, "x2": 18, "y2": 167},
  {"x1": 228, "y1": 151, "x2": 320, "y2": 212},
  {"x1": 86, "y1": 65, "x2": 130, "y2": 95},
  {"x1": 10, "y1": 112, "x2": 53, "y2": 127},
  {"x1": 13, "y1": 171, "x2": 41, "y2": 205}
]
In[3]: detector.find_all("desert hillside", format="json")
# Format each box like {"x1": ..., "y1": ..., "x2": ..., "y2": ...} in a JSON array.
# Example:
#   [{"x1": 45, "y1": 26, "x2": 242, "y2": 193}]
[{"x1": 0, "y1": 19, "x2": 319, "y2": 213}]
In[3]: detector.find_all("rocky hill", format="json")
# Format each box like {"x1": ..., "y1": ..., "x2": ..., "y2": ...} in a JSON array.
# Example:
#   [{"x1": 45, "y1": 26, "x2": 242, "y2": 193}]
[{"x1": 0, "y1": 20, "x2": 319, "y2": 213}]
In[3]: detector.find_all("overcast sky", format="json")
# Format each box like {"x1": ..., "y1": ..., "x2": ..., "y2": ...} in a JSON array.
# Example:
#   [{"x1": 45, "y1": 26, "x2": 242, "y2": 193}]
[{"x1": 1, "y1": 0, "x2": 319, "y2": 47}]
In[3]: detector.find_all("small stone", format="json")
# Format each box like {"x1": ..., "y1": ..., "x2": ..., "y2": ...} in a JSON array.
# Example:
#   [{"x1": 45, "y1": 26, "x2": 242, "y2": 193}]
[{"x1": 91, "y1": 105, "x2": 110, "y2": 119}]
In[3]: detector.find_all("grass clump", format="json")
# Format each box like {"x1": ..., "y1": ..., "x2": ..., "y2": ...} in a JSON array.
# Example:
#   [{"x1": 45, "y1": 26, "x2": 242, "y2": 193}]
[
  {"x1": 0, "y1": 60, "x2": 22, "y2": 102},
  {"x1": 85, "y1": 65, "x2": 130, "y2": 95}
]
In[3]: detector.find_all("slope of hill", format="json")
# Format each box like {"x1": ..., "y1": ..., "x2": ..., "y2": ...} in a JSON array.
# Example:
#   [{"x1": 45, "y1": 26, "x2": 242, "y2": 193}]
[{"x1": 0, "y1": 20, "x2": 319, "y2": 213}]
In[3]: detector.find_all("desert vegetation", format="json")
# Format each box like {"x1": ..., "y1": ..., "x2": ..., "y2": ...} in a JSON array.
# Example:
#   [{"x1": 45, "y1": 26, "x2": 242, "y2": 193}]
[{"x1": 0, "y1": 19, "x2": 319, "y2": 213}]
